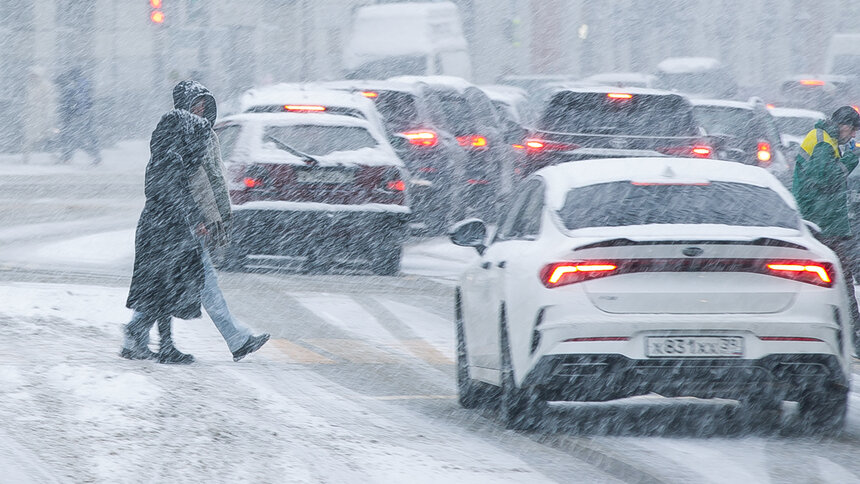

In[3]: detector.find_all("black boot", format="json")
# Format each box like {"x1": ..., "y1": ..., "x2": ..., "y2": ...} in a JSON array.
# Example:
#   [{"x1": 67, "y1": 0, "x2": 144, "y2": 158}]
[
  {"x1": 120, "y1": 324, "x2": 156, "y2": 360},
  {"x1": 156, "y1": 317, "x2": 195, "y2": 365},
  {"x1": 232, "y1": 333, "x2": 271, "y2": 362}
]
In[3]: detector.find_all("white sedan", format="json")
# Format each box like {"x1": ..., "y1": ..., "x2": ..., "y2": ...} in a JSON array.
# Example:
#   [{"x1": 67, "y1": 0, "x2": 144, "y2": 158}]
[{"x1": 451, "y1": 157, "x2": 852, "y2": 433}]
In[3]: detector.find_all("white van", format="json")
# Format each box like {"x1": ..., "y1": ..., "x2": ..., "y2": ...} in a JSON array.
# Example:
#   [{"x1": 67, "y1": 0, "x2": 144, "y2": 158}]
[{"x1": 343, "y1": 2, "x2": 472, "y2": 81}]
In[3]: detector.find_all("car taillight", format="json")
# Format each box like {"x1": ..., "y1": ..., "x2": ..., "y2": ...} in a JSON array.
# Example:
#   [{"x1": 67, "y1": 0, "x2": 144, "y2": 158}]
[
  {"x1": 766, "y1": 261, "x2": 833, "y2": 287},
  {"x1": 244, "y1": 177, "x2": 264, "y2": 188},
  {"x1": 385, "y1": 180, "x2": 406, "y2": 191},
  {"x1": 799, "y1": 79, "x2": 825, "y2": 86},
  {"x1": 524, "y1": 138, "x2": 580, "y2": 154},
  {"x1": 283, "y1": 104, "x2": 326, "y2": 112},
  {"x1": 757, "y1": 141, "x2": 772, "y2": 164},
  {"x1": 361, "y1": 91, "x2": 379, "y2": 98},
  {"x1": 607, "y1": 92, "x2": 633, "y2": 100},
  {"x1": 540, "y1": 262, "x2": 618, "y2": 288},
  {"x1": 657, "y1": 145, "x2": 712, "y2": 158},
  {"x1": 401, "y1": 130, "x2": 438, "y2": 147},
  {"x1": 456, "y1": 134, "x2": 488, "y2": 150}
]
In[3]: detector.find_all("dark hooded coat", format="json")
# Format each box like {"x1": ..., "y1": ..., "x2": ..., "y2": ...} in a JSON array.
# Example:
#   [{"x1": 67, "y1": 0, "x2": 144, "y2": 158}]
[{"x1": 126, "y1": 108, "x2": 211, "y2": 319}]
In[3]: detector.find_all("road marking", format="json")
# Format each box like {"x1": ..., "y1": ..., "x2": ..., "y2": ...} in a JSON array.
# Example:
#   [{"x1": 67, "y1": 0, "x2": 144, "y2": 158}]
[
  {"x1": 305, "y1": 338, "x2": 399, "y2": 364},
  {"x1": 394, "y1": 339, "x2": 454, "y2": 365},
  {"x1": 265, "y1": 338, "x2": 335, "y2": 364}
]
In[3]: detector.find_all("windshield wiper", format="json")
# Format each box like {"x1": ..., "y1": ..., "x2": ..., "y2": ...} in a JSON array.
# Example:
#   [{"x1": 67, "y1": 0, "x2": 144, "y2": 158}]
[{"x1": 264, "y1": 134, "x2": 320, "y2": 166}]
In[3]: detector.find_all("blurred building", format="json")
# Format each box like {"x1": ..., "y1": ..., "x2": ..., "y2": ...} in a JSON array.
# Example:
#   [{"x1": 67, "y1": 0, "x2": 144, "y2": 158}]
[{"x1": 0, "y1": 0, "x2": 857, "y2": 152}]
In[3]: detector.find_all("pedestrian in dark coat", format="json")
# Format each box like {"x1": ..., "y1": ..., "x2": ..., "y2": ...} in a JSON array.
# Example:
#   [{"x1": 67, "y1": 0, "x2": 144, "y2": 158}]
[
  {"x1": 122, "y1": 108, "x2": 211, "y2": 363},
  {"x1": 55, "y1": 67, "x2": 101, "y2": 165}
]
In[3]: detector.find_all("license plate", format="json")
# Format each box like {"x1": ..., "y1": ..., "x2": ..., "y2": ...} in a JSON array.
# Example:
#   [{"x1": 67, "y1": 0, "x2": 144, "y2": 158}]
[
  {"x1": 646, "y1": 336, "x2": 744, "y2": 358},
  {"x1": 296, "y1": 169, "x2": 354, "y2": 184}
]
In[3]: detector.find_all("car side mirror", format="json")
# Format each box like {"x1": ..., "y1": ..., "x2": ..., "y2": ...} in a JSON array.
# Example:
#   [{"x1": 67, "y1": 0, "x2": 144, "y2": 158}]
[
  {"x1": 449, "y1": 218, "x2": 487, "y2": 255},
  {"x1": 803, "y1": 219, "x2": 822, "y2": 235}
]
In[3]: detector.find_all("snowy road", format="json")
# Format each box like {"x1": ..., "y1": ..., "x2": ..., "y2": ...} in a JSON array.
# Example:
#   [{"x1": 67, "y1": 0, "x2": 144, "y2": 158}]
[{"x1": 0, "y1": 146, "x2": 859, "y2": 483}]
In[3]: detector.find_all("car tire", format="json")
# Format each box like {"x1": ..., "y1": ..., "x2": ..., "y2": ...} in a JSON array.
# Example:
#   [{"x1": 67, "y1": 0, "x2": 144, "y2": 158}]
[
  {"x1": 798, "y1": 385, "x2": 848, "y2": 435},
  {"x1": 370, "y1": 243, "x2": 401, "y2": 276},
  {"x1": 455, "y1": 293, "x2": 492, "y2": 409},
  {"x1": 212, "y1": 245, "x2": 246, "y2": 272},
  {"x1": 499, "y1": 309, "x2": 545, "y2": 430}
]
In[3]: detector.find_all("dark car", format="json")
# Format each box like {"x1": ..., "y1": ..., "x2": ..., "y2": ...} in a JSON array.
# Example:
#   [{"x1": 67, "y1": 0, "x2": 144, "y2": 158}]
[
  {"x1": 323, "y1": 80, "x2": 470, "y2": 234},
  {"x1": 518, "y1": 87, "x2": 711, "y2": 178},
  {"x1": 776, "y1": 75, "x2": 855, "y2": 114},
  {"x1": 390, "y1": 75, "x2": 516, "y2": 221},
  {"x1": 691, "y1": 98, "x2": 792, "y2": 186},
  {"x1": 213, "y1": 112, "x2": 410, "y2": 275}
]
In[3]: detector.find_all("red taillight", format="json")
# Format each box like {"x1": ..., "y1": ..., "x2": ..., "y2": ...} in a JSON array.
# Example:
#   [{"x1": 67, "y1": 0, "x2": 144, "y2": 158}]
[
  {"x1": 456, "y1": 134, "x2": 489, "y2": 150},
  {"x1": 540, "y1": 262, "x2": 618, "y2": 288},
  {"x1": 766, "y1": 261, "x2": 833, "y2": 287},
  {"x1": 386, "y1": 180, "x2": 406, "y2": 191},
  {"x1": 283, "y1": 104, "x2": 326, "y2": 112},
  {"x1": 799, "y1": 79, "x2": 825, "y2": 86},
  {"x1": 401, "y1": 130, "x2": 438, "y2": 147},
  {"x1": 757, "y1": 141, "x2": 772, "y2": 163},
  {"x1": 524, "y1": 138, "x2": 580, "y2": 154},
  {"x1": 243, "y1": 177, "x2": 263, "y2": 188},
  {"x1": 766, "y1": 103, "x2": 775, "y2": 109},
  {"x1": 361, "y1": 91, "x2": 379, "y2": 98},
  {"x1": 657, "y1": 145, "x2": 712, "y2": 158},
  {"x1": 607, "y1": 92, "x2": 633, "y2": 100},
  {"x1": 758, "y1": 336, "x2": 824, "y2": 342}
]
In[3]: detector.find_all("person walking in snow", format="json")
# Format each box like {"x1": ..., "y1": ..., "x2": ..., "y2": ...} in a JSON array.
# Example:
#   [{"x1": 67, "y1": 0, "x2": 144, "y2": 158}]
[
  {"x1": 54, "y1": 67, "x2": 101, "y2": 165},
  {"x1": 792, "y1": 105, "x2": 860, "y2": 355},
  {"x1": 22, "y1": 66, "x2": 58, "y2": 164},
  {"x1": 122, "y1": 80, "x2": 270, "y2": 364}
]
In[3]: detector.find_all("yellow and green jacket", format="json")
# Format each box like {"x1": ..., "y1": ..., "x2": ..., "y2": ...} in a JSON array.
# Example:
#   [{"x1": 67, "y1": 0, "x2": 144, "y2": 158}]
[{"x1": 792, "y1": 120, "x2": 859, "y2": 236}]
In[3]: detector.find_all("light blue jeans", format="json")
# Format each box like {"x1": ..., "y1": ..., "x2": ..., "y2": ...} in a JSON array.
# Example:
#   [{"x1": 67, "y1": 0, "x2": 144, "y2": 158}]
[{"x1": 124, "y1": 246, "x2": 252, "y2": 353}]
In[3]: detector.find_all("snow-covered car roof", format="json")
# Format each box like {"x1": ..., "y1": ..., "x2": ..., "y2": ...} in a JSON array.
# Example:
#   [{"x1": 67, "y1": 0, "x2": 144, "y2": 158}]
[
  {"x1": 768, "y1": 106, "x2": 826, "y2": 119},
  {"x1": 579, "y1": 72, "x2": 658, "y2": 88},
  {"x1": 478, "y1": 84, "x2": 528, "y2": 105},
  {"x1": 216, "y1": 112, "x2": 402, "y2": 168},
  {"x1": 689, "y1": 98, "x2": 755, "y2": 110},
  {"x1": 550, "y1": 85, "x2": 687, "y2": 97},
  {"x1": 656, "y1": 57, "x2": 723, "y2": 74},
  {"x1": 388, "y1": 75, "x2": 475, "y2": 92},
  {"x1": 536, "y1": 157, "x2": 795, "y2": 210},
  {"x1": 240, "y1": 86, "x2": 377, "y2": 114}
]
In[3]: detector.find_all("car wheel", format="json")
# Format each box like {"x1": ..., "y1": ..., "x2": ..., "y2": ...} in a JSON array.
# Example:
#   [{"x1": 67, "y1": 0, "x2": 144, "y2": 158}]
[
  {"x1": 212, "y1": 245, "x2": 246, "y2": 272},
  {"x1": 455, "y1": 293, "x2": 493, "y2": 409},
  {"x1": 370, "y1": 243, "x2": 401, "y2": 276},
  {"x1": 798, "y1": 385, "x2": 848, "y2": 435},
  {"x1": 499, "y1": 309, "x2": 545, "y2": 430}
]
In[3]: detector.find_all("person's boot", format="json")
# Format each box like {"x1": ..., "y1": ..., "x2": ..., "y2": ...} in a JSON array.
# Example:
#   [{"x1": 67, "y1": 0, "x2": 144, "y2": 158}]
[
  {"x1": 120, "y1": 325, "x2": 156, "y2": 360},
  {"x1": 232, "y1": 333, "x2": 271, "y2": 362},
  {"x1": 156, "y1": 318, "x2": 194, "y2": 365}
]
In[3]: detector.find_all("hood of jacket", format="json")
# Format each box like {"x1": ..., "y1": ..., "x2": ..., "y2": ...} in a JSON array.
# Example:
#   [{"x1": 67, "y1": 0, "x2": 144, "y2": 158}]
[{"x1": 172, "y1": 80, "x2": 217, "y2": 125}]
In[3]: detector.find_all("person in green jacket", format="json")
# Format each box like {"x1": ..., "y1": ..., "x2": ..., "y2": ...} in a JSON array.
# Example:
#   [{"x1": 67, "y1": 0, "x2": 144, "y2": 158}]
[{"x1": 792, "y1": 105, "x2": 860, "y2": 355}]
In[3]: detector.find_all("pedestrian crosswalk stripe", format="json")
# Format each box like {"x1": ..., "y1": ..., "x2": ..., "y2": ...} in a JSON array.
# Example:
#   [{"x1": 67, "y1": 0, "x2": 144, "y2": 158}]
[
  {"x1": 267, "y1": 338, "x2": 335, "y2": 364},
  {"x1": 305, "y1": 338, "x2": 400, "y2": 364},
  {"x1": 396, "y1": 339, "x2": 454, "y2": 365}
]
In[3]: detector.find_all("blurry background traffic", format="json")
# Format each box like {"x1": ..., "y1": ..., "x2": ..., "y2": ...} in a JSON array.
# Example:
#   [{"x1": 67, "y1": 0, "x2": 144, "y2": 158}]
[{"x1": 4, "y1": 0, "x2": 860, "y2": 155}]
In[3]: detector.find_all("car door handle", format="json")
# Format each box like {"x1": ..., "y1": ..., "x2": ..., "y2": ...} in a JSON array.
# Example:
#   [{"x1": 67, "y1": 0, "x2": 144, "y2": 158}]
[
  {"x1": 497, "y1": 261, "x2": 506, "y2": 268},
  {"x1": 481, "y1": 261, "x2": 491, "y2": 269}
]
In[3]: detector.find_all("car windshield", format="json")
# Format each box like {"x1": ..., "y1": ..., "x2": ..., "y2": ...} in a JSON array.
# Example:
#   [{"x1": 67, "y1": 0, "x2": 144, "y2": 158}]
[
  {"x1": 558, "y1": 181, "x2": 799, "y2": 230},
  {"x1": 774, "y1": 116, "x2": 818, "y2": 137},
  {"x1": 262, "y1": 125, "x2": 377, "y2": 156},
  {"x1": 372, "y1": 91, "x2": 420, "y2": 132},
  {"x1": 540, "y1": 92, "x2": 698, "y2": 136},
  {"x1": 693, "y1": 106, "x2": 755, "y2": 137},
  {"x1": 345, "y1": 55, "x2": 427, "y2": 79},
  {"x1": 427, "y1": 90, "x2": 483, "y2": 134}
]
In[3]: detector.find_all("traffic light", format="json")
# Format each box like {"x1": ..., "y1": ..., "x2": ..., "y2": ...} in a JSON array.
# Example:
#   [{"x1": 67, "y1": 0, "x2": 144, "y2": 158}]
[{"x1": 149, "y1": 0, "x2": 165, "y2": 24}]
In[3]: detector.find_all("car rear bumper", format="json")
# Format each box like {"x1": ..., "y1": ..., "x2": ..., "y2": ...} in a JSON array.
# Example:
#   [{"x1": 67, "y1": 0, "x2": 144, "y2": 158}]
[
  {"x1": 230, "y1": 205, "x2": 409, "y2": 255},
  {"x1": 523, "y1": 353, "x2": 848, "y2": 402}
]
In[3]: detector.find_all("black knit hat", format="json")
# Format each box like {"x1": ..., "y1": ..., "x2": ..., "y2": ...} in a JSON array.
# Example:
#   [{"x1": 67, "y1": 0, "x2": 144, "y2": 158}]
[{"x1": 832, "y1": 106, "x2": 860, "y2": 128}]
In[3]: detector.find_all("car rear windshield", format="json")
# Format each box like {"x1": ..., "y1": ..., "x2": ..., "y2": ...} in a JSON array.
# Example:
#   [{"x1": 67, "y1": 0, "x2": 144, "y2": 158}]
[
  {"x1": 427, "y1": 90, "x2": 491, "y2": 134},
  {"x1": 372, "y1": 91, "x2": 420, "y2": 132},
  {"x1": 263, "y1": 125, "x2": 377, "y2": 156},
  {"x1": 693, "y1": 106, "x2": 756, "y2": 138},
  {"x1": 558, "y1": 181, "x2": 798, "y2": 230},
  {"x1": 539, "y1": 92, "x2": 698, "y2": 136}
]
